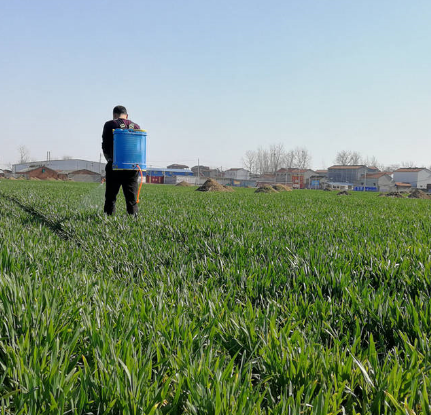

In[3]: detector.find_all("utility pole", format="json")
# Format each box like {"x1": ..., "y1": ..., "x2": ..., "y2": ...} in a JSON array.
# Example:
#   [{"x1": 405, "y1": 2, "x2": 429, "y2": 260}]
[{"x1": 364, "y1": 166, "x2": 367, "y2": 192}]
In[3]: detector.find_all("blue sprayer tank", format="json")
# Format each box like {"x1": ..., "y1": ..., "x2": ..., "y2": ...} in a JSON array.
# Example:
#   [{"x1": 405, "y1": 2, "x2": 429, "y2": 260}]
[{"x1": 112, "y1": 129, "x2": 147, "y2": 170}]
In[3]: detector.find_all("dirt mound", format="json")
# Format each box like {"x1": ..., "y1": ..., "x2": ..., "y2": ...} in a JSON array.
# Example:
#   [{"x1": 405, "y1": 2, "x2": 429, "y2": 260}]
[
  {"x1": 380, "y1": 192, "x2": 404, "y2": 198},
  {"x1": 196, "y1": 178, "x2": 229, "y2": 192},
  {"x1": 176, "y1": 181, "x2": 192, "y2": 187},
  {"x1": 337, "y1": 191, "x2": 350, "y2": 196},
  {"x1": 223, "y1": 185, "x2": 234, "y2": 192},
  {"x1": 408, "y1": 189, "x2": 430, "y2": 199},
  {"x1": 272, "y1": 184, "x2": 292, "y2": 192},
  {"x1": 255, "y1": 185, "x2": 278, "y2": 194}
]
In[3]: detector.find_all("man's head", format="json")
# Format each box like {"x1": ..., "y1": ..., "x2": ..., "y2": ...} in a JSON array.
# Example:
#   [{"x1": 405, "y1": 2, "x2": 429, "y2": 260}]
[{"x1": 113, "y1": 105, "x2": 128, "y2": 119}]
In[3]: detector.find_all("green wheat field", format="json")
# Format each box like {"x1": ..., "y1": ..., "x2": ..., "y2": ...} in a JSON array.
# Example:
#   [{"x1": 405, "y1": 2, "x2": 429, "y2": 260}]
[{"x1": 1, "y1": 180, "x2": 430, "y2": 414}]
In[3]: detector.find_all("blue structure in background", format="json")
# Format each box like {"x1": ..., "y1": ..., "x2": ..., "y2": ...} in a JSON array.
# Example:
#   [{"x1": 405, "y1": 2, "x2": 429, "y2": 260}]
[
  {"x1": 353, "y1": 186, "x2": 378, "y2": 192},
  {"x1": 113, "y1": 129, "x2": 147, "y2": 170},
  {"x1": 146, "y1": 168, "x2": 193, "y2": 177}
]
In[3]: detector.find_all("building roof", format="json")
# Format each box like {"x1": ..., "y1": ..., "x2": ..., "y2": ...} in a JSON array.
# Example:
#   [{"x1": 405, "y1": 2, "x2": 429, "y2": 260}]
[
  {"x1": 15, "y1": 166, "x2": 57, "y2": 173},
  {"x1": 328, "y1": 165, "x2": 366, "y2": 170},
  {"x1": 315, "y1": 169, "x2": 328, "y2": 174},
  {"x1": 167, "y1": 164, "x2": 189, "y2": 169},
  {"x1": 395, "y1": 182, "x2": 412, "y2": 187},
  {"x1": 147, "y1": 168, "x2": 193, "y2": 174},
  {"x1": 226, "y1": 168, "x2": 245, "y2": 171},
  {"x1": 59, "y1": 169, "x2": 99, "y2": 175},
  {"x1": 327, "y1": 181, "x2": 354, "y2": 186},
  {"x1": 14, "y1": 158, "x2": 103, "y2": 166},
  {"x1": 362, "y1": 172, "x2": 389, "y2": 179},
  {"x1": 290, "y1": 169, "x2": 315, "y2": 174},
  {"x1": 394, "y1": 168, "x2": 427, "y2": 173}
]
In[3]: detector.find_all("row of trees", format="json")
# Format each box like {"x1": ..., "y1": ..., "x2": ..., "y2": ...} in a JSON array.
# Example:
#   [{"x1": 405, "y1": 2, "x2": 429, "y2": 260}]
[
  {"x1": 242, "y1": 145, "x2": 312, "y2": 175},
  {"x1": 333, "y1": 150, "x2": 417, "y2": 172},
  {"x1": 242, "y1": 145, "x2": 420, "y2": 174}
]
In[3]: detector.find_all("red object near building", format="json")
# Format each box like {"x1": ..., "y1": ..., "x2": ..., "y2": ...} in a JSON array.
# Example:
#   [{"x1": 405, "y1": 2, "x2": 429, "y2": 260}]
[
  {"x1": 291, "y1": 173, "x2": 305, "y2": 189},
  {"x1": 146, "y1": 175, "x2": 164, "y2": 184}
]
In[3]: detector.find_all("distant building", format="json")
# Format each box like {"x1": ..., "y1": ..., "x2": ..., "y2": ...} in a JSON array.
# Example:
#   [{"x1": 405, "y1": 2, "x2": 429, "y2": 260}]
[
  {"x1": 275, "y1": 168, "x2": 316, "y2": 188},
  {"x1": 291, "y1": 169, "x2": 316, "y2": 189},
  {"x1": 191, "y1": 165, "x2": 210, "y2": 176},
  {"x1": 307, "y1": 175, "x2": 328, "y2": 189},
  {"x1": 223, "y1": 168, "x2": 250, "y2": 180},
  {"x1": 394, "y1": 182, "x2": 412, "y2": 191},
  {"x1": 328, "y1": 165, "x2": 377, "y2": 183},
  {"x1": 275, "y1": 168, "x2": 291, "y2": 184},
  {"x1": 354, "y1": 172, "x2": 395, "y2": 192},
  {"x1": 67, "y1": 169, "x2": 101, "y2": 182},
  {"x1": 393, "y1": 168, "x2": 431, "y2": 189},
  {"x1": 13, "y1": 159, "x2": 105, "y2": 175},
  {"x1": 256, "y1": 174, "x2": 276, "y2": 187},
  {"x1": 167, "y1": 164, "x2": 189, "y2": 169},
  {"x1": 315, "y1": 170, "x2": 328, "y2": 177},
  {"x1": 15, "y1": 166, "x2": 68, "y2": 180},
  {"x1": 146, "y1": 167, "x2": 193, "y2": 184}
]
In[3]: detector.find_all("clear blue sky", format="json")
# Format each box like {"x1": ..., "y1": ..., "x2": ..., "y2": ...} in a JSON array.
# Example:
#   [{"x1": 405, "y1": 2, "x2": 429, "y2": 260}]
[{"x1": 1, "y1": 0, "x2": 430, "y2": 170}]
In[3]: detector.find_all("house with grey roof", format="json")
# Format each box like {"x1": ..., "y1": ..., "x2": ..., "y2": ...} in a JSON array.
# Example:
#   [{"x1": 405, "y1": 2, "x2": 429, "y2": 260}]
[{"x1": 354, "y1": 172, "x2": 395, "y2": 192}]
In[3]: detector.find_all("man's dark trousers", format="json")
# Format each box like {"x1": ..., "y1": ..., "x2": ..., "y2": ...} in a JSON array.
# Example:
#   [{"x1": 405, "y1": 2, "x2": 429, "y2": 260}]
[{"x1": 104, "y1": 161, "x2": 139, "y2": 215}]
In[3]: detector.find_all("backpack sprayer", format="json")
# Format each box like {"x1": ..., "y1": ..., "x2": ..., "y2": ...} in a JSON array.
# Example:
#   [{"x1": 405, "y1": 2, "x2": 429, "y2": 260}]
[{"x1": 112, "y1": 129, "x2": 147, "y2": 203}]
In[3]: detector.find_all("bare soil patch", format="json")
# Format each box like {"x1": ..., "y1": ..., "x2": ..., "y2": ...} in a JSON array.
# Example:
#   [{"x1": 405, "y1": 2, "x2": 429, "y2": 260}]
[
  {"x1": 196, "y1": 179, "x2": 230, "y2": 192},
  {"x1": 408, "y1": 189, "x2": 430, "y2": 199},
  {"x1": 272, "y1": 184, "x2": 292, "y2": 192},
  {"x1": 379, "y1": 192, "x2": 404, "y2": 198},
  {"x1": 176, "y1": 181, "x2": 192, "y2": 187},
  {"x1": 255, "y1": 185, "x2": 278, "y2": 194}
]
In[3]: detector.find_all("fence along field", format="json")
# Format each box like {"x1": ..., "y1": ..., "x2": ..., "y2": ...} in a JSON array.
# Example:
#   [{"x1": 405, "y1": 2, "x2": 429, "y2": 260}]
[{"x1": 0, "y1": 180, "x2": 431, "y2": 414}]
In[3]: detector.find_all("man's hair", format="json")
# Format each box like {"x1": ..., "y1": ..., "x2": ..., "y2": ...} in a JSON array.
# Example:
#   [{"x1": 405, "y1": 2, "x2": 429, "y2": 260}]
[{"x1": 113, "y1": 105, "x2": 127, "y2": 116}]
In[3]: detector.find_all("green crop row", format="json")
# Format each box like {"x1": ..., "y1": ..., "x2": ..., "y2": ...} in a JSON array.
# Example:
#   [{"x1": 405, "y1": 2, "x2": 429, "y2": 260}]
[{"x1": 0, "y1": 180, "x2": 430, "y2": 414}]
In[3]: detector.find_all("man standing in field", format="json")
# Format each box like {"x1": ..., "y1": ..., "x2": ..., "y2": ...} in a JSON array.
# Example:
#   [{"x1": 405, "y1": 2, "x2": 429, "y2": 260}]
[{"x1": 102, "y1": 105, "x2": 141, "y2": 216}]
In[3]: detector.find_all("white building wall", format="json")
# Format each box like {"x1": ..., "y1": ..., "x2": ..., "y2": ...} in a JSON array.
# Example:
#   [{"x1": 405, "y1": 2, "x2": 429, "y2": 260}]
[
  {"x1": 392, "y1": 171, "x2": 419, "y2": 187},
  {"x1": 224, "y1": 169, "x2": 250, "y2": 180},
  {"x1": 417, "y1": 170, "x2": 431, "y2": 189}
]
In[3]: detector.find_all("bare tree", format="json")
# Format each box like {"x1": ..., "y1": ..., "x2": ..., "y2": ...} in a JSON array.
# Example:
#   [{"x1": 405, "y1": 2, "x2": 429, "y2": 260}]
[
  {"x1": 362, "y1": 155, "x2": 384, "y2": 171},
  {"x1": 400, "y1": 161, "x2": 417, "y2": 168},
  {"x1": 242, "y1": 150, "x2": 257, "y2": 174},
  {"x1": 18, "y1": 146, "x2": 30, "y2": 163},
  {"x1": 256, "y1": 147, "x2": 270, "y2": 174},
  {"x1": 383, "y1": 163, "x2": 400, "y2": 172},
  {"x1": 269, "y1": 143, "x2": 285, "y2": 173},
  {"x1": 293, "y1": 147, "x2": 312, "y2": 169},
  {"x1": 334, "y1": 150, "x2": 351, "y2": 165},
  {"x1": 334, "y1": 150, "x2": 363, "y2": 165},
  {"x1": 282, "y1": 150, "x2": 296, "y2": 169},
  {"x1": 349, "y1": 151, "x2": 362, "y2": 165}
]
